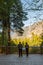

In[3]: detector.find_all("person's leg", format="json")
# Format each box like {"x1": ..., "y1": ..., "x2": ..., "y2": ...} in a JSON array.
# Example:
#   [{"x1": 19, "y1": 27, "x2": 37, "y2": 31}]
[
  {"x1": 26, "y1": 49, "x2": 28, "y2": 56},
  {"x1": 21, "y1": 49, "x2": 22, "y2": 56},
  {"x1": 27, "y1": 49, "x2": 28, "y2": 56},
  {"x1": 26, "y1": 49, "x2": 27, "y2": 56},
  {"x1": 19, "y1": 49, "x2": 20, "y2": 57}
]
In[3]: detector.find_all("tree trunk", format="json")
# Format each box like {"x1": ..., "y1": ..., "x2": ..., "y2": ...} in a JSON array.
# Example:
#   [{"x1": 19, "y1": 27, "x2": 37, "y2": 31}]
[
  {"x1": 2, "y1": 19, "x2": 8, "y2": 54},
  {"x1": 6, "y1": 18, "x2": 11, "y2": 54},
  {"x1": 2, "y1": 20, "x2": 5, "y2": 53}
]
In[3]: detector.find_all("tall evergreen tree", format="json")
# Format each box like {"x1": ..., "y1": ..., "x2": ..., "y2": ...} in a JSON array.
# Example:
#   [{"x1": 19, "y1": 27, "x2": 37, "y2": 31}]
[{"x1": 0, "y1": 0, "x2": 27, "y2": 54}]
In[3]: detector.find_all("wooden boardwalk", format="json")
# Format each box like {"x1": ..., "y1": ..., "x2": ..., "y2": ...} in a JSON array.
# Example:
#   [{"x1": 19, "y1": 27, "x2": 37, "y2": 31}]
[{"x1": 0, "y1": 54, "x2": 43, "y2": 65}]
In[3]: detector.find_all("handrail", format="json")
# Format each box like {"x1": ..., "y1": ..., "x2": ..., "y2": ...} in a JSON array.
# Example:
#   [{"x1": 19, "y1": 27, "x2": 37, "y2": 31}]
[{"x1": 0, "y1": 46, "x2": 43, "y2": 48}]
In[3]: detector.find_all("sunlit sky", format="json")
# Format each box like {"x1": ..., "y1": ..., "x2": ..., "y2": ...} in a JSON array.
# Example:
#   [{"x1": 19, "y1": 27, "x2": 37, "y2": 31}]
[
  {"x1": 0, "y1": 0, "x2": 43, "y2": 33},
  {"x1": 21, "y1": 0, "x2": 43, "y2": 27}
]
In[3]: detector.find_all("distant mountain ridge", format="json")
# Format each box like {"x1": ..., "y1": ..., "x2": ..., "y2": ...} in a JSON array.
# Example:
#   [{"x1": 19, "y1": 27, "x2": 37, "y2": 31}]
[
  {"x1": 11, "y1": 21, "x2": 43, "y2": 39},
  {"x1": 23, "y1": 21, "x2": 43, "y2": 38}
]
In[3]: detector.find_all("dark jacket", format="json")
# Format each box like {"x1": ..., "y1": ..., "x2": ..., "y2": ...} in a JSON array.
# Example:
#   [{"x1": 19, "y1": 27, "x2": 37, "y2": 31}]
[
  {"x1": 25, "y1": 44, "x2": 29, "y2": 49},
  {"x1": 18, "y1": 44, "x2": 23, "y2": 49}
]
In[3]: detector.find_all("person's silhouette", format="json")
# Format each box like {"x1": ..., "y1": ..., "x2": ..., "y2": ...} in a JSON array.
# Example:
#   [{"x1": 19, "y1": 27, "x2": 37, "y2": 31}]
[
  {"x1": 18, "y1": 42, "x2": 23, "y2": 57},
  {"x1": 25, "y1": 42, "x2": 29, "y2": 56}
]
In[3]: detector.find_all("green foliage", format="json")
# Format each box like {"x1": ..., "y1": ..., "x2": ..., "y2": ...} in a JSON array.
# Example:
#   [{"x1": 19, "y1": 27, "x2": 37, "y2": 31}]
[
  {"x1": 40, "y1": 33, "x2": 43, "y2": 50},
  {"x1": 10, "y1": 40, "x2": 17, "y2": 46},
  {"x1": 0, "y1": 0, "x2": 27, "y2": 47},
  {"x1": 0, "y1": 32, "x2": 42, "y2": 47},
  {"x1": 31, "y1": 32, "x2": 42, "y2": 46},
  {"x1": 12, "y1": 33, "x2": 42, "y2": 46},
  {"x1": 41, "y1": 33, "x2": 43, "y2": 41},
  {"x1": 0, "y1": 33, "x2": 2, "y2": 45}
]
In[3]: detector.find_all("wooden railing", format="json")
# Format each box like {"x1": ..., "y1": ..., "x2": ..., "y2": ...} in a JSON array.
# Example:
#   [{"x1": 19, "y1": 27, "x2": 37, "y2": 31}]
[{"x1": 0, "y1": 46, "x2": 43, "y2": 54}]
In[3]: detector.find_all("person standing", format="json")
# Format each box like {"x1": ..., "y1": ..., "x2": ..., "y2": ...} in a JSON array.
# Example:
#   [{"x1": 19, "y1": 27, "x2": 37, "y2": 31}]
[
  {"x1": 18, "y1": 42, "x2": 23, "y2": 57},
  {"x1": 25, "y1": 42, "x2": 29, "y2": 56}
]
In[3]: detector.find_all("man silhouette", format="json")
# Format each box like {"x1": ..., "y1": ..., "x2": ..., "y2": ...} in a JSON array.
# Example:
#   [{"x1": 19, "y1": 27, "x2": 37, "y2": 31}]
[
  {"x1": 18, "y1": 42, "x2": 23, "y2": 57},
  {"x1": 25, "y1": 42, "x2": 29, "y2": 56}
]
